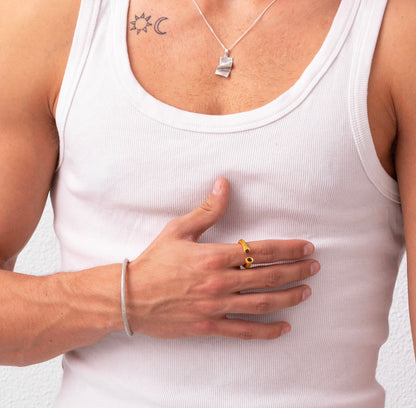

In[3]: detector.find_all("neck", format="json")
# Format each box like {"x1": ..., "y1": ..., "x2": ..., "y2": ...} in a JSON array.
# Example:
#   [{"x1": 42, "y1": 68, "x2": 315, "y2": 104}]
[{"x1": 192, "y1": 0, "x2": 278, "y2": 15}]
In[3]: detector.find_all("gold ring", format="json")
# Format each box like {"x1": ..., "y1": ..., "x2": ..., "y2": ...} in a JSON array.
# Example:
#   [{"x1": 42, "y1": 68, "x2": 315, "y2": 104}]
[
  {"x1": 238, "y1": 239, "x2": 254, "y2": 268},
  {"x1": 243, "y1": 256, "x2": 254, "y2": 269}
]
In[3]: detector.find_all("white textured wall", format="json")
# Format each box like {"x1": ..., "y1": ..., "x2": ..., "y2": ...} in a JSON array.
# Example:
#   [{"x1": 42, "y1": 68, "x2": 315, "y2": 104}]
[{"x1": 0, "y1": 198, "x2": 415, "y2": 407}]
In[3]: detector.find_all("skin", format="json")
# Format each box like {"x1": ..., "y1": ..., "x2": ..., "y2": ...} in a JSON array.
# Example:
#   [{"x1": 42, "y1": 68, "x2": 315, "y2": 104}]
[{"x1": 0, "y1": 0, "x2": 414, "y2": 367}]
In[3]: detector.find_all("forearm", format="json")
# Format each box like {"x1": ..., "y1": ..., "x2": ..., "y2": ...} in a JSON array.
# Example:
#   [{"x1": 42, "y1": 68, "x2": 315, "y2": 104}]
[{"x1": 0, "y1": 264, "x2": 122, "y2": 367}]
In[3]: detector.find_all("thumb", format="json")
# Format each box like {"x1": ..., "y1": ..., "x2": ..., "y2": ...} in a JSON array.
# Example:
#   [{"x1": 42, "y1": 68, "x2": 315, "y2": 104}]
[{"x1": 174, "y1": 178, "x2": 230, "y2": 241}]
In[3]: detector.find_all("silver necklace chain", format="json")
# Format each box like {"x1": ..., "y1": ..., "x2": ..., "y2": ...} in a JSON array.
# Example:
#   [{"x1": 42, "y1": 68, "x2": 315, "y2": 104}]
[{"x1": 191, "y1": 0, "x2": 278, "y2": 52}]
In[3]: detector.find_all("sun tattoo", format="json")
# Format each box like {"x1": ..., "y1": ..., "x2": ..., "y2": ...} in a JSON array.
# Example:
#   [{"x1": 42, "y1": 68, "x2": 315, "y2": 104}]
[{"x1": 130, "y1": 13, "x2": 152, "y2": 35}]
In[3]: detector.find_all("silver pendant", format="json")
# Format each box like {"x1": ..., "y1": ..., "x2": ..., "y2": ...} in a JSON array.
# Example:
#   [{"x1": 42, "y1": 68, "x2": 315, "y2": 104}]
[{"x1": 215, "y1": 50, "x2": 233, "y2": 78}]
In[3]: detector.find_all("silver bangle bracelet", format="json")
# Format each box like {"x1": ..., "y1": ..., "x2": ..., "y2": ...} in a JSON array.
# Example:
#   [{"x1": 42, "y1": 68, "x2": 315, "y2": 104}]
[{"x1": 121, "y1": 258, "x2": 134, "y2": 337}]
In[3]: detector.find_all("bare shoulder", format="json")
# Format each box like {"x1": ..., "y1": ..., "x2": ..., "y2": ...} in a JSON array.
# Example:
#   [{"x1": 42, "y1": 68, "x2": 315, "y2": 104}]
[
  {"x1": 382, "y1": 0, "x2": 416, "y2": 41},
  {"x1": 385, "y1": 0, "x2": 416, "y2": 174},
  {"x1": 0, "y1": 0, "x2": 81, "y2": 55},
  {"x1": 379, "y1": 0, "x2": 416, "y2": 107},
  {"x1": 367, "y1": 0, "x2": 416, "y2": 178},
  {"x1": 0, "y1": 0, "x2": 81, "y2": 116},
  {"x1": 382, "y1": 0, "x2": 416, "y2": 159}
]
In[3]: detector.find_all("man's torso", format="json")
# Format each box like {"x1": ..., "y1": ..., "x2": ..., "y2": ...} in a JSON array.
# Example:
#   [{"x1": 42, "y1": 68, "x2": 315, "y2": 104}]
[{"x1": 47, "y1": 0, "x2": 398, "y2": 180}]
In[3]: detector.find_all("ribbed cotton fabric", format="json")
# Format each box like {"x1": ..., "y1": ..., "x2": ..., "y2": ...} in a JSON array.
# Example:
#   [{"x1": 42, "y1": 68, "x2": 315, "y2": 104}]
[{"x1": 51, "y1": 0, "x2": 405, "y2": 406}]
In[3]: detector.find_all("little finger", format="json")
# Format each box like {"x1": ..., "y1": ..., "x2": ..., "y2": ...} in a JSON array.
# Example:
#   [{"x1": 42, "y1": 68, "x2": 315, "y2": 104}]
[
  {"x1": 227, "y1": 285, "x2": 312, "y2": 315},
  {"x1": 214, "y1": 318, "x2": 291, "y2": 340}
]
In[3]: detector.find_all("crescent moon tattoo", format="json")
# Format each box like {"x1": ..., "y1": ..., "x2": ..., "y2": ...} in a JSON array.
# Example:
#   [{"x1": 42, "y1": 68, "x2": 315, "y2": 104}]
[{"x1": 154, "y1": 17, "x2": 168, "y2": 35}]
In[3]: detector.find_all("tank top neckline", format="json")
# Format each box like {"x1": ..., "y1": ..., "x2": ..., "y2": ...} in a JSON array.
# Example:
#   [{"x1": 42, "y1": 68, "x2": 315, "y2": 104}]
[{"x1": 111, "y1": 0, "x2": 359, "y2": 133}]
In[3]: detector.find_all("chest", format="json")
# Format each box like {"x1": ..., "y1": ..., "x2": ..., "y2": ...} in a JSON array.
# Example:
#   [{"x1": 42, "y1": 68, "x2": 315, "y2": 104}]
[
  {"x1": 125, "y1": 0, "x2": 396, "y2": 179},
  {"x1": 126, "y1": 0, "x2": 340, "y2": 115}
]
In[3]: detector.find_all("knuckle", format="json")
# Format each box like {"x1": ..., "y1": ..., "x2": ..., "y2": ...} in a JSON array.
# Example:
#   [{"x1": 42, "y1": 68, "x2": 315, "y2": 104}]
[
  {"x1": 290, "y1": 244, "x2": 303, "y2": 259},
  {"x1": 227, "y1": 273, "x2": 243, "y2": 291},
  {"x1": 300, "y1": 261, "x2": 310, "y2": 278},
  {"x1": 293, "y1": 288, "x2": 306, "y2": 305},
  {"x1": 283, "y1": 240, "x2": 304, "y2": 260},
  {"x1": 292, "y1": 261, "x2": 309, "y2": 282},
  {"x1": 281, "y1": 289, "x2": 303, "y2": 307},
  {"x1": 198, "y1": 272, "x2": 231, "y2": 296},
  {"x1": 256, "y1": 245, "x2": 273, "y2": 262},
  {"x1": 238, "y1": 330, "x2": 255, "y2": 340},
  {"x1": 193, "y1": 320, "x2": 215, "y2": 336},
  {"x1": 197, "y1": 253, "x2": 224, "y2": 271},
  {"x1": 163, "y1": 217, "x2": 181, "y2": 235},
  {"x1": 255, "y1": 296, "x2": 272, "y2": 313},
  {"x1": 264, "y1": 327, "x2": 281, "y2": 340},
  {"x1": 198, "y1": 200, "x2": 214, "y2": 214},
  {"x1": 266, "y1": 270, "x2": 284, "y2": 287},
  {"x1": 204, "y1": 277, "x2": 227, "y2": 295},
  {"x1": 195, "y1": 299, "x2": 220, "y2": 316}
]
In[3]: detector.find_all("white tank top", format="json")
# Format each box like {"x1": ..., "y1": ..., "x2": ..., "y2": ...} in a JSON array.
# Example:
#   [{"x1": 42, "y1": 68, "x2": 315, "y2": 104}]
[{"x1": 51, "y1": 0, "x2": 405, "y2": 406}]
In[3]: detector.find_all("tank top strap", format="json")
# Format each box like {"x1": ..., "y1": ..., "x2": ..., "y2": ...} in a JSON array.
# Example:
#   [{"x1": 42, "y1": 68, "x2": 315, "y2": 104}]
[
  {"x1": 348, "y1": 0, "x2": 399, "y2": 203},
  {"x1": 55, "y1": 0, "x2": 102, "y2": 172}
]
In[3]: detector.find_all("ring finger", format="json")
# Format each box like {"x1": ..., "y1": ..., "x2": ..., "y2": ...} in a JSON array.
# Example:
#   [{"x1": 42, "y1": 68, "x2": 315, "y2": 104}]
[
  {"x1": 225, "y1": 259, "x2": 320, "y2": 293},
  {"x1": 215, "y1": 239, "x2": 315, "y2": 268}
]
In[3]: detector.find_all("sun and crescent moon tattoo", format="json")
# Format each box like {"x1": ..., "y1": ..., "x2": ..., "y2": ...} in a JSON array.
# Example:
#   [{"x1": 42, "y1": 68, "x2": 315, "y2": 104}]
[{"x1": 130, "y1": 12, "x2": 168, "y2": 35}]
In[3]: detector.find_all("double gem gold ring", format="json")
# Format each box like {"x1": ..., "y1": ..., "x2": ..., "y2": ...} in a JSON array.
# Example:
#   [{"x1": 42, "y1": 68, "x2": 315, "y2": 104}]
[{"x1": 238, "y1": 239, "x2": 254, "y2": 269}]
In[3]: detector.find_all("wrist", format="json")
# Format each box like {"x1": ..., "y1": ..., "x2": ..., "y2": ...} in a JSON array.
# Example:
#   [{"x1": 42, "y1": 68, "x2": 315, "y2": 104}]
[{"x1": 56, "y1": 263, "x2": 125, "y2": 336}]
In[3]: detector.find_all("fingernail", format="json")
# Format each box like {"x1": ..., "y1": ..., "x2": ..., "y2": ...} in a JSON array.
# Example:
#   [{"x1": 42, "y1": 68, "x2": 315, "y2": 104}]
[
  {"x1": 212, "y1": 179, "x2": 222, "y2": 195},
  {"x1": 304, "y1": 243, "x2": 314, "y2": 256},
  {"x1": 282, "y1": 326, "x2": 291, "y2": 335},
  {"x1": 310, "y1": 262, "x2": 320, "y2": 275},
  {"x1": 302, "y1": 287, "x2": 312, "y2": 301}
]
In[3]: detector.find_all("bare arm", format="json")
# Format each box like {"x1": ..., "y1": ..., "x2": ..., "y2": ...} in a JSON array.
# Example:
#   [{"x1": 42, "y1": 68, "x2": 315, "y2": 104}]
[
  {"x1": 0, "y1": 0, "x2": 122, "y2": 365},
  {"x1": 385, "y1": 0, "x2": 416, "y2": 358},
  {"x1": 0, "y1": 0, "x2": 318, "y2": 367}
]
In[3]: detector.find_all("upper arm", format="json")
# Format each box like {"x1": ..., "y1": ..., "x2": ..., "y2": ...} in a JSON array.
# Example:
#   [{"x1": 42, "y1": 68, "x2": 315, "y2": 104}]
[
  {"x1": 0, "y1": 0, "x2": 78, "y2": 267},
  {"x1": 384, "y1": 0, "x2": 416, "y2": 351}
]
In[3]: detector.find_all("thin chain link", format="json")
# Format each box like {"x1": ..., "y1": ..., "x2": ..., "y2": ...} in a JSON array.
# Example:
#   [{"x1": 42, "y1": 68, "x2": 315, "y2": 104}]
[{"x1": 191, "y1": 0, "x2": 278, "y2": 53}]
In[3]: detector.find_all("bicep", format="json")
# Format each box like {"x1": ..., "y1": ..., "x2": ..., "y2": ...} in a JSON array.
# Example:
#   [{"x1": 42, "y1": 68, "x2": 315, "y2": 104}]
[
  {"x1": 0, "y1": 116, "x2": 58, "y2": 266},
  {"x1": 0, "y1": 2, "x2": 60, "y2": 266}
]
